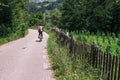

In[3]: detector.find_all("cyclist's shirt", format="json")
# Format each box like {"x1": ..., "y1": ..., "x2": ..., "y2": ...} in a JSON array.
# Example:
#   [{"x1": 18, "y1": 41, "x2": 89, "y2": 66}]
[{"x1": 38, "y1": 26, "x2": 43, "y2": 31}]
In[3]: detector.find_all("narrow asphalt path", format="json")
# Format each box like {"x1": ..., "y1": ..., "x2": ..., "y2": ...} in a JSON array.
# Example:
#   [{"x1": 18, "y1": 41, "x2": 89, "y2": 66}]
[{"x1": 0, "y1": 29, "x2": 55, "y2": 80}]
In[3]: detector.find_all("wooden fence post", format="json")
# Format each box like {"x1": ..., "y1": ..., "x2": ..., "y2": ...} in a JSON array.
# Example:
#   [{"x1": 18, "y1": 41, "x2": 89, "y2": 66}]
[
  {"x1": 74, "y1": 42, "x2": 78, "y2": 57},
  {"x1": 91, "y1": 42, "x2": 97, "y2": 67},
  {"x1": 102, "y1": 52, "x2": 105, "y2": 78},
  {"x1": 108, "y1": 54, "x2": 111, "y2": 80},
  {"x1": 118, "y1": 57, "x2": 120, "y2": 80},
  {"x1": 95, "y1": 47, "x2": 98, "y2": 68},
  {"x1": 111, "y1": 56, "x2": 115, "y2": 80},
  {"x1": 98, "y1": 50, "x2": 103, "y2": 78},
  {"x1": 69, "y1": 35, "x2": 75, "y2": 57},
  {"x1": 91, "y1": 43, "x2": 94, "y2": 66},
  {"x1": 79, "y1": 44, "x2": 82, "y2": 61},
  {"x1": 82, "y1": 44, "x2": 84, "y2": 64},
  {"x1": 114, "y1": 56, "x2": 119, "y2": 80},
  {"x1": 97, "y1": 48, "x2": 101, "y2": 78},
  {"x1": 100, "y1": 51, "x2": 104, "y2": 77},
  {"x1": 91, "y1": 44, "x2": 94, "y2": 66}
]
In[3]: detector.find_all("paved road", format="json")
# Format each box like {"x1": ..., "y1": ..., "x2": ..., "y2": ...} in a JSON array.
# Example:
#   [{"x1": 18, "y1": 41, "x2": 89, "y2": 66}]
[{"x1": 0, "y1": 29, "x2": 55, "y2": 80}]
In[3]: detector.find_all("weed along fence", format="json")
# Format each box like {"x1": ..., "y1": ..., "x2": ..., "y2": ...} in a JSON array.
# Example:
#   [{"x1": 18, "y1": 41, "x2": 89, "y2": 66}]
[{"x1": 52, "y1": 28, "x2": 120, "y2": 80}]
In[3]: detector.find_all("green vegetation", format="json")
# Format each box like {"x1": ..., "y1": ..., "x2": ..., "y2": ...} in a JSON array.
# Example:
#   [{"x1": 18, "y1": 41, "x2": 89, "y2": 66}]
[
  {"x1": 40, "y1": 0, "x2": 120, "y2": 55},
  {"x1": 28, "y1": 0, "x2": 63, "y2": 28},
  {"x1": 70, "y1": 31, "x2": 120, "y2": 55},
  {"x1": 44, "y1": 8, "x2": 61, "y2": 27},
  {"x1": 55, "y1": 0, "x2": 120, "y2": 55},
  {"x1": 28, "y1": 12, "x2": 44, "y2": 27},
  {"x1": 0, "y1": 30, "x2": 28, "y2": 45},
  {"x1": 0, "y1": 0, "x2": 30, "y2": 44},
  {"x1": 47, "y1": 30, "x2": 98, "y2": 80},
  {"x1": 29, "y1": 0, "x2": 65, "y2": 12},
  {"x1": 60, "y1": 0, "x2": 120, "y2": 34}
]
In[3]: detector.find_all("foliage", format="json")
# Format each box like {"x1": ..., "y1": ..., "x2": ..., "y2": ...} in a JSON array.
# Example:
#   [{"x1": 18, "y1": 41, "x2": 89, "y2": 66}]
[
  {"x1": 29, "y1": 0, "x2": 66, "y2": 13},
  {"x1": 28, "y1": 12, "x2": 44, "y2": 27},
  {"x1": 70, "y1": 30, "x2": 120, "y2": 55},
  {"x1": 60, "y1": 0, "x2": 120, "y2": 34},
  {"x1": 45, "y1": 8, "x2": 62, "y2": 27},
  {"x1": 0, "y1": 0, "x2": 29, "y2": 38},
  {"x1": 57, "y1": 0, "x2": 120, "y2": 55},
  {"x1": 0, "y1": 0, "x2": 30, "y2": 45},
  {"x1": 28, "y1": 0, "x2": 63, "y2": 28},
  {"x1": 110, "y1": 1, "x2": 120, "y2": 34},
  {"x1": 47, "y1": 30, "x2": 98, "y2": 80}
]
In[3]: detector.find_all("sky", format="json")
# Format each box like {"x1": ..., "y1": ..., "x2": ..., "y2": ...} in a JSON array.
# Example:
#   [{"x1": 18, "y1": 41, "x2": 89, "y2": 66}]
[
  {"x1": 29, "y1": 0, "x2": 56, "y2": 3},
  {"x1": 38, "y1": 0, "x2": 56, "y2": 2}
]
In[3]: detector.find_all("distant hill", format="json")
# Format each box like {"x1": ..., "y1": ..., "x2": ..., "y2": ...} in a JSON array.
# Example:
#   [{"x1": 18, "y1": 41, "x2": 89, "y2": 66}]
[{"x1": 29, "y1": 0, "x2": 66, "y2": 12}]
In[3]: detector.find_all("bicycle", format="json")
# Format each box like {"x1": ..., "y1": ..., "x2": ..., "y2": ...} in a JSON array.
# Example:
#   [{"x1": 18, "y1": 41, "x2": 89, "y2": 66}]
[{"x1": 38, "y1": 31, "x2": 43, "y2": 42}]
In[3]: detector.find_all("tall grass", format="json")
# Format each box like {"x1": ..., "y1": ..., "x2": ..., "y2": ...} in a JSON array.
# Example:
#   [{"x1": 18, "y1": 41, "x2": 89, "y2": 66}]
[{"x1": 47, "y1": 30, "x2": 99, "y2": 80}]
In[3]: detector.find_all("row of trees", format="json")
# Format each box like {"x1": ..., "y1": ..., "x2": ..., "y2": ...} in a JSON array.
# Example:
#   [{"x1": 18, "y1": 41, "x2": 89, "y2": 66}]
[
  {"x1": 28, "y1": 0, "x2": 66, "y2": 28},
  {"x1": 29, "y1": 0, "x2": 65, "y2": 13},
  {"x1": 0, "y1": 0, "x2": 29, "y2": 37},
  {"x1": 44, "y1": 8, "x2": 61, "y2": 27},
  {"x1": 28, "y1": 12, "x2": 44, "y2": 27},
  {"x1": 60, "y1": 0, "x2": 120, "y2": 35}
]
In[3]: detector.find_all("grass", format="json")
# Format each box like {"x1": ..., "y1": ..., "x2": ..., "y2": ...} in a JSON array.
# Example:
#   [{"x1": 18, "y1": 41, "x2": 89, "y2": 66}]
[
  {"x1": 47, "y1": 29, "x2": 99, "y2": 80},
  {"x1": 0, "y1": 30, "x2": 28, "y2": 45}
]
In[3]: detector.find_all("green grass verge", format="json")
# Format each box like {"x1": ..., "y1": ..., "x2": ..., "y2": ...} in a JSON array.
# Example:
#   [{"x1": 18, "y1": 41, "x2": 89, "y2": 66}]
[
  {"x1": 47, "y1": 30, "x2": 99, "y2": 80},
  {"x1": 0, "y1": 30, "x2": 28, "y2": 45}
]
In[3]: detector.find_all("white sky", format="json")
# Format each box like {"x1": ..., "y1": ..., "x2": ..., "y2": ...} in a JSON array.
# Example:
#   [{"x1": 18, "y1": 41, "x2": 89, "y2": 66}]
[{"x1": 29, "y1": 0, "x2": 56, "y2": 3}]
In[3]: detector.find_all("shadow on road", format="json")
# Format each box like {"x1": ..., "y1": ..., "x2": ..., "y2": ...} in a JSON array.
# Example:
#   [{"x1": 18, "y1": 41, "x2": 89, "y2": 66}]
[
  {"x1": 35, "y1": 40, "x2": 42, "y2": 42},
  {"x1": 45, "y1": 67, "x2": 52, "y2": 70}
]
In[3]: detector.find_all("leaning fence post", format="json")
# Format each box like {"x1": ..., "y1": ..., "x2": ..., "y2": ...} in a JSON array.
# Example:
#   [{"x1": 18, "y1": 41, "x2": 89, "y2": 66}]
[
  {"x1": 66, "y1": 32, "x2": 69, "y2": 36},
  {"x1": 69, "y1": 35, "x2": 75, "y2": 57},
  {"x1": 107, "y1": 53, "x2": 111, "y2": 80},
  {"x1": 110, "y1": 56, "x2": 115, "y2": 80},
  {"x1": 114, "y1": 56, "x2": 118, "y2": 80},
  {"x1": 91, "y1": 42, "x2": 97, "y2": 67},
  {"x1": 118, "y1": 56, "x2": 120, "y2": 80}
]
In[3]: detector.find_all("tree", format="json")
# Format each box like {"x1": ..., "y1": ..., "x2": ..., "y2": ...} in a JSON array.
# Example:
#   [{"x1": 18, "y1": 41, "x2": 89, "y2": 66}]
[
  {"x1": 60, "y1": 0, "x2": 78, "y2": 31},
  {"x1": 0, "y1": 0, "x2": 12, "y2": 24},
  {"x1": 110, "y1": 1, "x2": 120, "y2": 34},
  {"x1": 0, "y1": 0, "x2": 30, "y2": 37},
  {"x1": 60, "y1": 0, "x2": 120, "y2": 34}
]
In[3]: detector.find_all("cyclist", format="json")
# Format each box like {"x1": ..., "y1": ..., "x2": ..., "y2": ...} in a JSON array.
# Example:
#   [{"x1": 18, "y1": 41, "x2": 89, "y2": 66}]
[{"x1": 38, "y1": 24, "x2": 43, "y2": 39}]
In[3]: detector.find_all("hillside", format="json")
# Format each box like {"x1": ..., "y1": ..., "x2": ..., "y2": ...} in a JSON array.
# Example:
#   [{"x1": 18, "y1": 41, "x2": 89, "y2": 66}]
[{"x1": 29, "y1": 0, "x2": 65, "y2": 12}]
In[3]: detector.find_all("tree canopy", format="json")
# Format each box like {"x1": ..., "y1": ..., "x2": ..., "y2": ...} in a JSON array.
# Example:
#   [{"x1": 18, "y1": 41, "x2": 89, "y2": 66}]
[
  {"x1": 60, "y1": 0, "x2": 120, "y2": 34},
  {"x1": 0, "y1": 0, "x2": 29, "y2": 37}
]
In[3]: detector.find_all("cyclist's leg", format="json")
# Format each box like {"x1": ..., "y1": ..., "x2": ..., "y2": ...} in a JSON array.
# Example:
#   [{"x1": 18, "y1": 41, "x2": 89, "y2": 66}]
[
  {"x1": 39, "y1": 31, "x2": 42, "y2": 39},
  {"x1": 41, "y1": 31, "x2": 43, "y2": 39},
  {"x1": 38, "y1": 30, "x2": 40, "y2": 38}
]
